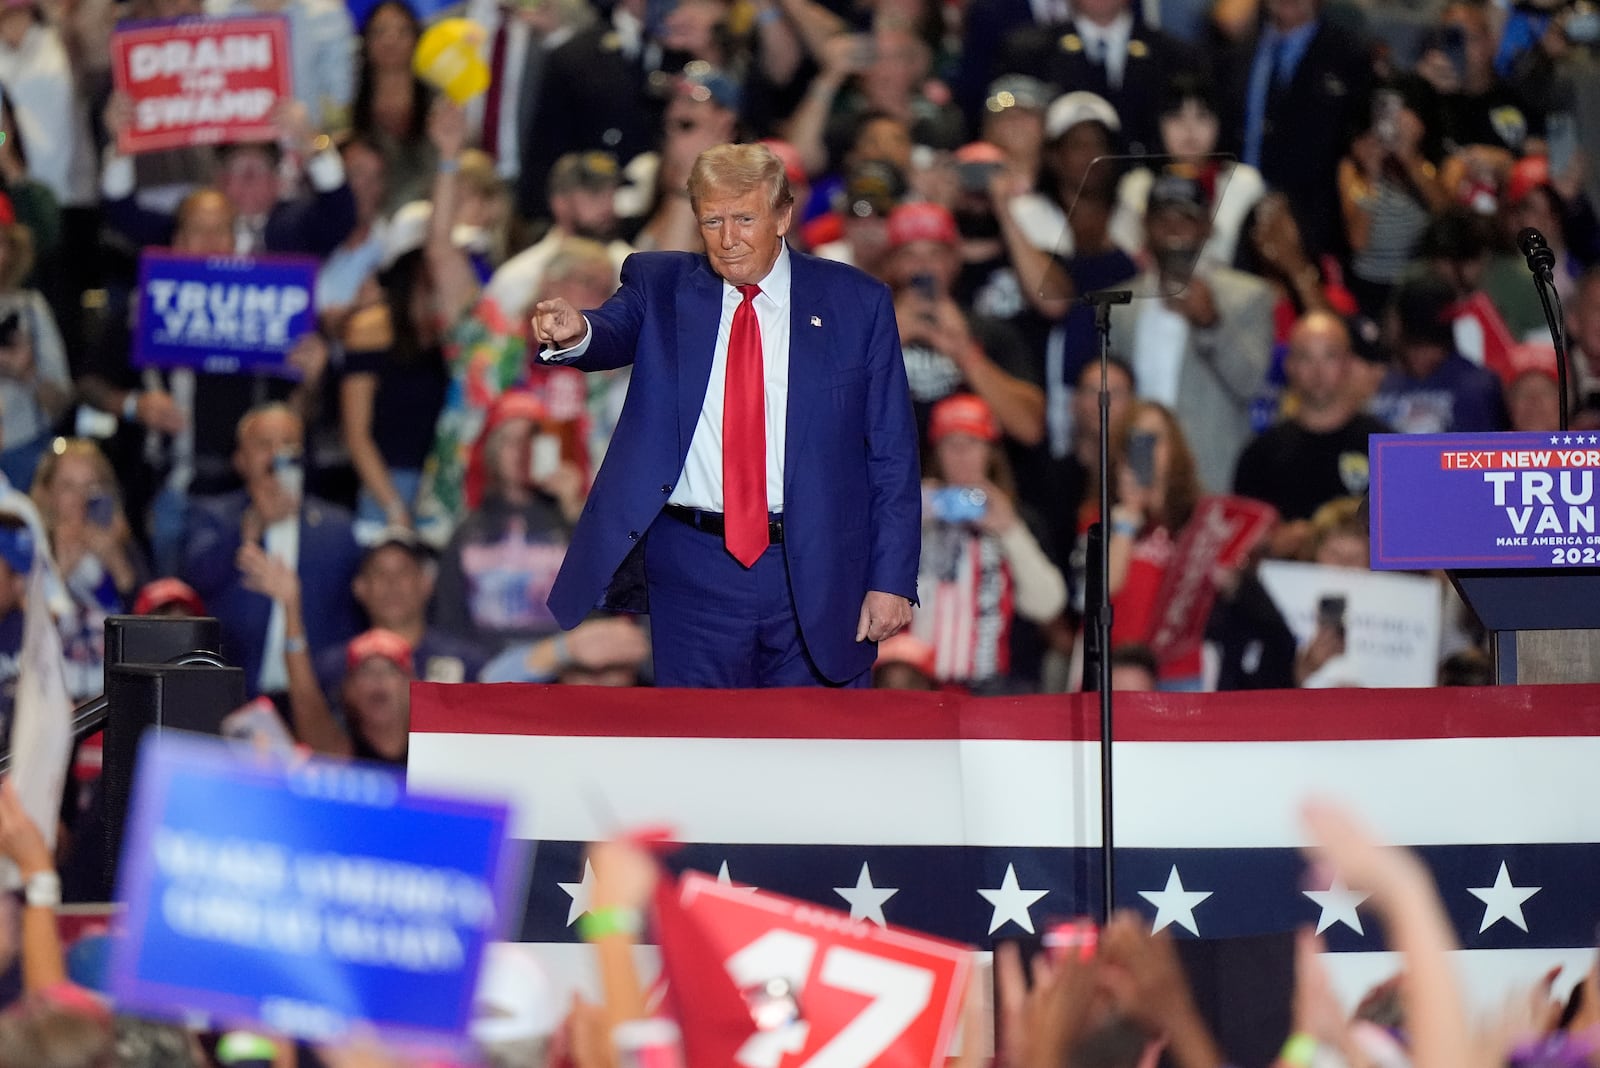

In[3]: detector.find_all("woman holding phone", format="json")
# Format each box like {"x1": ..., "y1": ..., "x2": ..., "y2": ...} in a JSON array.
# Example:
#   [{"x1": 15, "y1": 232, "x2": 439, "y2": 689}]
[
  {"x1": 911, "y1": 394, "x2": 1066, "y2": 691},
  {"x1": 0, "y1": 205, "x2": 68, "y2": 490},
  {"x1": 1337, "y1": 82, "x2": 1448, "y2": 319},
  {"x1": 1094, "y1": 400, "x2": 1204, "y2": 690},
  {"x1": 31, "y1": 438, "x2": 146, "y2": 698},
  {"x1": 432, "y1": 391, "x2": 584, "y2": 655}
]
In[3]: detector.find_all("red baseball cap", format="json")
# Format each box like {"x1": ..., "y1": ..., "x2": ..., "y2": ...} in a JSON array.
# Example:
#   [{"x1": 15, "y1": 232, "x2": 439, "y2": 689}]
[
  {"x1": 346, "y1": 628, "x2": 415, "y2": 676},
  {"x1": 132, "y1": 578, "x2": 206, "y2": 617},
  {"x1": 875, "y1": 633, "x2": 936, "y2": 676},
  {"x1": 954, "y1": 141, "x2": 1006, "y2": 165},
  {"x1": 1506, "y1": 154, "x2": 1551, "y2": 207},
  {"x1": 929, "y1": 393, "x2": 1000, "y2": 443},
  {"x1": 759, "y1": 138, "x2": 807, "y2": 188},
  {"x1": 887, "y1": 202, "x2": 959, "y2": 249},
  {"x1": 465, "y1": 390, "x2": 549, "y2": 510}
]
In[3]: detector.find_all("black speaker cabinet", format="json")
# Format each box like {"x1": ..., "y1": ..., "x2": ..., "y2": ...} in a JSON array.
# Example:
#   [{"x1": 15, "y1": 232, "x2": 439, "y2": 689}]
[
  {"x1": 102, "y1": 615, "x2": 222, "y2": 692},
  {"x1": 101, "y1": 663, "x2": 245, "y2": 884}
]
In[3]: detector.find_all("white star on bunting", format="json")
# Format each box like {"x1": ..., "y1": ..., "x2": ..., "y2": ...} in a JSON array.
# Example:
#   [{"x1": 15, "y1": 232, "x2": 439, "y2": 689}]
[
  {"x1": 1468, "y1": 861, "x2": 1540, "y2": 933},
  {"x1": 557, "y1": 860, "x2": 596, "y2": 926},
  {"x1": 1303, "y1": 877, "x2": 1369, "y2": 935},
  {"x1": 1138, "y1": 865, "x2": 1213, "y2": 935},
  {"x1": 833, "y1": 862, "x2": 899, "y2": 926},
  {"x1": 978, "y1": 863, "x2": 1049, "y2": 934},
  {"x1": 716, "y1": 861, "x2": 759, "y2": 892}
]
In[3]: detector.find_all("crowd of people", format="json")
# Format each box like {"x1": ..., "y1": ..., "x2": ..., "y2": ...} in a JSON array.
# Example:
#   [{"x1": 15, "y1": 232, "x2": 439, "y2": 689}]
[
  {"x1": 0, "y1": 0, "x2": 1571, "y2": 731},
  {"x1": 3, "y1": 767, "x2": 1598, "y2": 1068},
  {"x1": 0, "y1": 0, "x2": 1584, "y2": 1057}
]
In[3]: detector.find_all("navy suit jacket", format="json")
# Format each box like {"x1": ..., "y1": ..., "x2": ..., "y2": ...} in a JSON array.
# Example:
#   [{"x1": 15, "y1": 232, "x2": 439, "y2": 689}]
[
  {"x1": 546, "y1": 249, "x2": 922, "y2": 684},
  {"x1": 180, "y1": 491, "x2": 365, "y2": 695}
]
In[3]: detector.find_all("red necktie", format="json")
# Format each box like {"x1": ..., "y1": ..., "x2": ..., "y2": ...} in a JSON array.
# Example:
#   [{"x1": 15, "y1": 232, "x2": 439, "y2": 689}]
[
  {"x1": 481, "y1": 15, "x2": 510, "y2": 158},
  {"x1": 723, "y1": 284, "x2": 767, "y2": 567}
]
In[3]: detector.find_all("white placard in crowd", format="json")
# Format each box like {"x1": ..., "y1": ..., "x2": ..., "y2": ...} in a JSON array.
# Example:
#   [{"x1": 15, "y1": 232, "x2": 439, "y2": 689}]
[{"x1": 1256, "y1": 561, "x2": 1442, "y2": 688}]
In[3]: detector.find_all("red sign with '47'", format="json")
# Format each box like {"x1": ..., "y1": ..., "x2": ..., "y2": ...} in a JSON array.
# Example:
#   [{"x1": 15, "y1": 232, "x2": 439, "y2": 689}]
[{"x1": 663, "y1": 873, "x2": 971, "y2": 1068}]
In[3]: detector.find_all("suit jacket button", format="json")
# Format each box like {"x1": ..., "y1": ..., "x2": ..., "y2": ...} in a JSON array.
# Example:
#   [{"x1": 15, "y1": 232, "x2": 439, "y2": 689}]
[
  {"x1": 661, "y1": 484, "x2": 672, "y2": 494},
  {"x1": 628, "y1": 530, "x2": 640, "y2": 540}
]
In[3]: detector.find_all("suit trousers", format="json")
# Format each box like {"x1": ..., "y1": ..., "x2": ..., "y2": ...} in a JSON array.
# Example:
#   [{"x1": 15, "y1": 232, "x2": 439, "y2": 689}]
[{"x1": 643, "y1": 512, "x2": 870, "y2": 689}]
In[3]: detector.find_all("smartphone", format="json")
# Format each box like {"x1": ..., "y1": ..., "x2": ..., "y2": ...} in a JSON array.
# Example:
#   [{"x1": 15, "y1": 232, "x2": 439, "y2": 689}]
[
  {"x1": 530, "y1": 433, "x2": 561, "y2": 482},
  {"x1": 1372, "y1": 88, "x2": 1404, "y2": 149},
  {"x1": 929, "y1": 485, "x2": 988, "y2": 524},
  {"x1": 0, "y1": 311, "x2": 22, "y2": 349},
  {"x1": 1548, "y1": 112, "x2": 1579, "y2": 180},
  {"x1": 957, "y1": 159, "x2": 1003, "y2": 195},
  {"x1": 1127, "y1": 429, "x2": 1158, "y2": 488},
  {"x1": 1318, "y1": 594, "x2": 1348, "y2": 635},
  {"x1": 85, "y1": 494, "x2": 115, "y2": 529},
  {"x1": 272, "y1": 450, "x2": 303, "y2": 503}
]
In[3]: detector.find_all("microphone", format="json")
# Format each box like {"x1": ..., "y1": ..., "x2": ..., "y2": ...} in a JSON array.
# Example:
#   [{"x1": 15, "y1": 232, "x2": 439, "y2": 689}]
[
  {"x1": 1519, "y1": 227, "x2": 1558, "y2": 280},
  {"x1": 1518, "y1": 225, "x2": 1572, "y2": 430}
]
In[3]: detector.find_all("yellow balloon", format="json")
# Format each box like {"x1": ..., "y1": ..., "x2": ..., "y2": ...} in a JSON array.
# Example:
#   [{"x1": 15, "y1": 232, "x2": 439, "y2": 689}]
[{"x1": 413, "y1": 19, "x2": 490, "y2": 105}]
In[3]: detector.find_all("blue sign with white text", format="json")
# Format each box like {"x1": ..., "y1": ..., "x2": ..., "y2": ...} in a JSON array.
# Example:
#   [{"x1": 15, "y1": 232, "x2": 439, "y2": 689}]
[
  {"x1": 1371, "y1": 431, "x2": 1600, "y2": 570},
  {"x1": 134, "y1": 250, "x2": 319, "y2": 377},
  {"x1": 108, "y1": 732, "x2": 514, "y2": 1055}
]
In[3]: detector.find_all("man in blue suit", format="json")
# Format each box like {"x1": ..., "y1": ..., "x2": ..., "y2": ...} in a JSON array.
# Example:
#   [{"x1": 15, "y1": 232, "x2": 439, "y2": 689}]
[
  {"x1": 181, "y1": 403, "x2": 363, "y2": 697},
  {"x1": 532, "y1": 143, "x2": 920, "y2": 688}
]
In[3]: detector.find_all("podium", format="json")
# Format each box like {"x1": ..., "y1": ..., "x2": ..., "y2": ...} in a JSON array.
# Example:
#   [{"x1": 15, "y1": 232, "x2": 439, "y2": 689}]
[
  {"x1": 1450, "y1": 570, "x2": 1600, "y2": 683},
  {"x1": 1369, "y1": 432, "x2": 1600, "y2": 684}
]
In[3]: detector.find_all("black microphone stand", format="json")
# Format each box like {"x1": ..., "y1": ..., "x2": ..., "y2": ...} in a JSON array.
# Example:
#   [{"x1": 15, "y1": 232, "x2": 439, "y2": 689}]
[
  {"x1": 1082, "y1": 287, "x2": 1130, "y2": 922},
  {"x1": 1522, "y1": 230, "x2": 1571, "y2": 431}
]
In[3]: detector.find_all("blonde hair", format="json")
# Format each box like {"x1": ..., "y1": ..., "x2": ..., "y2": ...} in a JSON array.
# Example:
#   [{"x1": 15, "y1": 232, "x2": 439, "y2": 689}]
[
  {"x1": 31, "y1": 438, "x2": 122, "y2": 528},
  {"x1": 687, "y1": 143, "x2": 793, "y2": 213},
  {"x1": 542, "y1": 237, "x2": 618, "y2": 293}
]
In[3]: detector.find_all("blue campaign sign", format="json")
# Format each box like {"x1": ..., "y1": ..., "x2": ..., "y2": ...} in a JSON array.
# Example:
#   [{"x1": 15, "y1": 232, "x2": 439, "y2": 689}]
[
  {"x1": 1371, "y1": 431, "x2": 1600, "y2": 570},
  {"x1": 134, "y1": 250, "x2": 319, "y2": 378},
  {"x1": 108, "y1": 732, "x2": 515, "y2": 1054}
]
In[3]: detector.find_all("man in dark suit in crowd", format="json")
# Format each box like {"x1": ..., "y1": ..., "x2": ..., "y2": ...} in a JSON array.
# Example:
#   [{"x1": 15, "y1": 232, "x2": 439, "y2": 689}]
[
  {"x1": 181, "y1": 403, "x2": 363, "y2": 698},
  {"x1": 521, "y1": 0, "x2": 668, "y2": 220},
  {"x1": 97, "y1": 100, "x2": 355, "y2": 257},
  {"x1": 1218, "y1": 0, "x2": 1371, "y2": 261},
  {"x1": 999, "y1": 0, "x2": 1193, "y2": 155},
  {"x1": 531, "y1": 143, "x2": 921, "y2": 688}
]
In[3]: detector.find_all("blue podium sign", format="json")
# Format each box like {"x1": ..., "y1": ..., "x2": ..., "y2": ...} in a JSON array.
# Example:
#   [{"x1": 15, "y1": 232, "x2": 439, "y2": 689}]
[
  {"x1": 1371, "y1": 431, "x2": 1600, "y2": 570},
  {"x1": 134, "y1": 250, "x2": 319, "y2": 377},
  {"x1": 108, "y1": 732, "x2": 514, "y2": 1054}
]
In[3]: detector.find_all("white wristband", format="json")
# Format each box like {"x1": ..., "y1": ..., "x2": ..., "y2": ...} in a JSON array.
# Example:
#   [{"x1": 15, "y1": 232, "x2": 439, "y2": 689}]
[{"x1": 23, "y1": 870, "x2": 60, "y2": 909}]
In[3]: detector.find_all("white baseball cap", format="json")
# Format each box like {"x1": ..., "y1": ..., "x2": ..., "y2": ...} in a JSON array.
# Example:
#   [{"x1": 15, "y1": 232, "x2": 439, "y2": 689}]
[{"x1": 1045, "y1": 91, "x2": 1121, "y2": 140}]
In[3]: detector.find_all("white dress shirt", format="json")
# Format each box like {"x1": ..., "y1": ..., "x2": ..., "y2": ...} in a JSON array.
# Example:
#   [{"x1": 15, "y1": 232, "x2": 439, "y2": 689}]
[
  {"x1": 256, "y1": 514, "x2": 301, "y2": 694},
  {"x1": 1076, "y1": 12, "x2": 1133, "y2": 90},
  {"x1": 543, "y1": 244, "x2": 794, "y2": 513},
  {"x1": 463, "y1": 0, "x2": 531, "y2": 179}
]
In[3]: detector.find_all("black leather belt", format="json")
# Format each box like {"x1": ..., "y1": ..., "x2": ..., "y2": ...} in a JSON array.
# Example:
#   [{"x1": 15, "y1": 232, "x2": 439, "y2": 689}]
[{"x1": 664, "y1": 505, "x2": 785, "y2": 543}]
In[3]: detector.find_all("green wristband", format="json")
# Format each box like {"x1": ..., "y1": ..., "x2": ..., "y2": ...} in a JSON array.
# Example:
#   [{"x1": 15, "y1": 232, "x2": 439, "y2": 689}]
[
  {"x1": 578, "y1": 905, "x2": 644, "y2": 942},
  {"x1": 1279, "y1": 1033, "x2": 1318, "y2": 1068}
]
